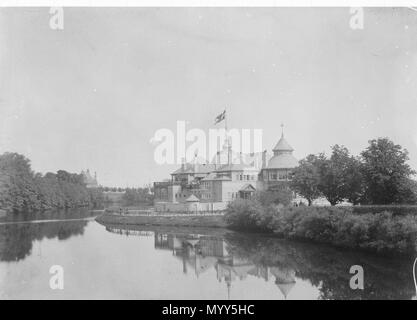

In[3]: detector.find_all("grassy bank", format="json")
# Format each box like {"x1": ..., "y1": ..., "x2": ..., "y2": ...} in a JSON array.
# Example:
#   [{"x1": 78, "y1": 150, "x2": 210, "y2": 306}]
[
  {"x1": 96, "y1": 202, "x2": 417, "y2": 256},
  {"x1": 225, "y1": 200, "x2": 417, "y2": 256},
  {"x1": 96, "y1": 212, "x2": 227, "y2": 228}
]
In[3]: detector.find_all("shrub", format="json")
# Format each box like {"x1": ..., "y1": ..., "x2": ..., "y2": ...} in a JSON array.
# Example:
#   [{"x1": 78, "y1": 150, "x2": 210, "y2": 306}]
[
  {"x1": 352, "y1": 205, "x2": 417, "y2": 216},
  {"x1": 269, "y1": 207, "x2": 417, "y2": 255},
  {"x1": 224, "y1": 199, "x2": 417, "y2": 255},
  {"x1": 224, "y1": 199, "x2": 275, "y2": 231},
  {"x1": 255, "y1": 189, "x2": 293, "y2": 207}
]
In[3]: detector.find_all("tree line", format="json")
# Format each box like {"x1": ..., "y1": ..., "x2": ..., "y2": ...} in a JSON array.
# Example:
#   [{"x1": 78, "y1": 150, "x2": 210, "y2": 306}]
[
  {"x1": 122, "y1": 188, "x2": 154, "y2": 205},
  {"x1": 0, "y1": 152, "x2": 104, "y2": 213},
  {"x1": 290, "y1": 138, "x2": 417, "y2": 206},
  {"x1": 103, "y1": 186, "x2": 153, "y2": 193}
]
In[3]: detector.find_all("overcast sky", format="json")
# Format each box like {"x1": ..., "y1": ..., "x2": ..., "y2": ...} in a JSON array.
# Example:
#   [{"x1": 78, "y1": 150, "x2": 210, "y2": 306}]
[{"x1": 1, "y1": 7, "x2": 417, "y2": 187}]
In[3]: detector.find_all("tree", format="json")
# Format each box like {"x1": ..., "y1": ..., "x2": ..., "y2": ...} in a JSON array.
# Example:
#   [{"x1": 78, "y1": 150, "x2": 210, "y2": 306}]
[
  {"x1": 361, "y1": 138, "x2": 416, "y2": 204},
  {"x1": 122, "y1": 187, "x2": 154, "y2": 205},
  {"x1": 0, "y1": 153, "x2": 40, "y2": 212},
  {"x1": 317, "y1": 145, "x2": 365, "y2": 206},
  {"x1": 255, "y1": 188, "x2": 293, "y2": 207},
  {"x1": 290, "y1": 154, "x2": 322, "y2": 206},
  {"x1": 343, "y1": 155, "x2": 365, "y2": 205},
  {"x1": 0, "y1": 152, "x2": 104, "y2": 214},
  {"x1": 316, "y1": 147, "x2": 347, "y2": 206}
]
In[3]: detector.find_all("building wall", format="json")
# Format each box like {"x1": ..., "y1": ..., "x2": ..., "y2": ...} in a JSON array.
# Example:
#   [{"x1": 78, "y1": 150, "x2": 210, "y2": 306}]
[
  {"x1": 154, "y1": 201, "x2": 227, "y2": 212},
  {"x1": 221, "y1": 181, "x2": 256, "y2": 202}
]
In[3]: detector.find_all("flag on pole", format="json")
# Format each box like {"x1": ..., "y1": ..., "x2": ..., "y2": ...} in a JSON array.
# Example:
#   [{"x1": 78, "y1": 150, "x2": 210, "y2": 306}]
[{"x1": 214, "y1": 110, "x2": 226, "y2": 124}]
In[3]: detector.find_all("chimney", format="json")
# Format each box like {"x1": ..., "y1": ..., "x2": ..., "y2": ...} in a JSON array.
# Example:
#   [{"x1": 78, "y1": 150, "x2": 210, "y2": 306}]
[
  {"x1": 262, "y1": 150, "x2": 267, "y2": 168},
  {"x1": 181, "y1": 157, "x2": 185, "y2": 171}
]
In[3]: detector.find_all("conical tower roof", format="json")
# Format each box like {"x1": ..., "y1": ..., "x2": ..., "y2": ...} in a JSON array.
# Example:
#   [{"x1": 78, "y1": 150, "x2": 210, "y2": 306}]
[
  {"x1": 273, "y1": 134, "x2": 294, "y2": 152},
  {"x1": 276, "y1": 281, "x2": 295, "y2": 299},
  {"x1": 266, "y1": 128, "x2": 298, "y2": 169}
]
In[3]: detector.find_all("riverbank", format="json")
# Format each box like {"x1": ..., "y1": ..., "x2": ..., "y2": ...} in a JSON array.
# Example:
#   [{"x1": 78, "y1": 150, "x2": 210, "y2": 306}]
[
  {"x1": 95, "y1": 204, "x2": 417, "y2": 256},
  {"x1": 96, "y1": 212, "x2": 227, "y2": 228},
  {"x1": 225, "y1": 201, "x2": 417, "y2": 256}
]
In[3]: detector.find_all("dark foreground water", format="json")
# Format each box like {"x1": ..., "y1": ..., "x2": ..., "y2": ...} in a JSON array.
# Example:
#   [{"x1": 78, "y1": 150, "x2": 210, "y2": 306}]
[{"x1": 0, "y1": 209, "x2": 416, "y2": 300}]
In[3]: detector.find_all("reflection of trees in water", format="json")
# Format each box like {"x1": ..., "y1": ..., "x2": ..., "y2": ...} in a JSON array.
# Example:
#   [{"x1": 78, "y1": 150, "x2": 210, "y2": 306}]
[
  {"x1": 2, "y1": 208, "x2": 93, "y2": 223},
  {"x1": 0, "y1": 220, "x2": 88, "y2": 262},
  {"x1": 224, "y1": 233, "x2": 415, "y2": 300}
]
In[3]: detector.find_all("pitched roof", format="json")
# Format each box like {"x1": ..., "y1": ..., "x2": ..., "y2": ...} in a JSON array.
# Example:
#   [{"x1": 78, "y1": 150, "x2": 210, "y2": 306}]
[
  {"x1": 215, "y1": 163, "x2": 258, "y2": 172},
  {"x1": 171, "y1": 163, "x2": 216, "y2": 175},
  {"x1": 273, "y1": 135, "x2": 294, "y2": 152},
  {"x1": 240, "y1": 184, "x2": 256, "y2": 192},
  {"x1": 186, "y1": 194, "x2": 200, "y2": 202},
  {"x1": 201, "y1": 172, "x2": 217, "y2": 181}
]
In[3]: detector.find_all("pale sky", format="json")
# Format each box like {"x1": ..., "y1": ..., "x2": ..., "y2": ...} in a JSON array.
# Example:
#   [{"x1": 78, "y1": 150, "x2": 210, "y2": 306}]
[{"x1": 1, "y1": 7, "x2": 417, "y2": 187}]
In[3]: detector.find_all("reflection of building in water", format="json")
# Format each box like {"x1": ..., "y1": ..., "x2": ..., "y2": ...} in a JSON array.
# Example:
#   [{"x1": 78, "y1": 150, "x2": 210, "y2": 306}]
[
  {"x1": 105, "y1": 227, "x2": 154, "y2": 237},
  {"x1": 154, "y1": 232, "x2": 296, "y2": 299},
  {"x1": 154, "y1": 233, "x2": 230, "y2": 276},
  {"x1": 269, "y1": 267, "x2": 296, "y2": 299}
]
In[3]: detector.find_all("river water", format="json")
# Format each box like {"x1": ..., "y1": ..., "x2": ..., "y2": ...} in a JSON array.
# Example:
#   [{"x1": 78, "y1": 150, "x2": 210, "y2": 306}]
[{"x1": 0, "y1": 209, "x2": 415, "y2": 300}]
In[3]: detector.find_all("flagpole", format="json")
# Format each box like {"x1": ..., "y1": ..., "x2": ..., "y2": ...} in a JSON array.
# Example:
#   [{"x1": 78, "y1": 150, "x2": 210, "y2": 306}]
[
  {"x1": 225, "y1": 108, "x2": 228, "y2": 133},
  {"x1": 225, "y1": 107, "x2": 230, "y2": 165}
]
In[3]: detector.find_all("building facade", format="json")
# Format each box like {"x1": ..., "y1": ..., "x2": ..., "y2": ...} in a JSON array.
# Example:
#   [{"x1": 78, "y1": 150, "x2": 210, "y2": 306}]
[
  {"x1": 81, "y1": 169, "x2": 99, "y2": 188},
  {"x1": 153, "y1": 131, "x2": 298, "y2": 212}
]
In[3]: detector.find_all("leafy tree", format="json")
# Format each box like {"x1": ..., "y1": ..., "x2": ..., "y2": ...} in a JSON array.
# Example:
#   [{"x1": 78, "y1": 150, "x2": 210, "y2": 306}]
[
  {"x1": 0, "y1": 152, "x2": 104, "y2": 214},
  {"x1": 343, "y1": 155, "x2": 365, "y2": 205},
  {"x1": 316, "y1": 147, "x2": 346, "y2": 206},
  {"x1": 290, "y1": 154, "x2": 322, "y2": 206},
  {"x1": 317, "y1": 145, "x2": 365, "y2": 206},
  {"x1": 361, "y1": 138, "x2": 416, "y2": 204},
  {"x1": 0, "y1": 153, "x2": 40, "y2": 212},
  {"x1": 122, "y1": 187, "x2": 154, "y2": 205},
  {"x1": 255, "y1": 188, "x2": 293, "y2": 207}
]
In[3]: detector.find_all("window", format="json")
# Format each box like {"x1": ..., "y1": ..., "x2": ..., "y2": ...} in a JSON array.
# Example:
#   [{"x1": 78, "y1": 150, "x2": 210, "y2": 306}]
[{"x1": 279, "y1": 172, "x2": 288, "y2": 180}]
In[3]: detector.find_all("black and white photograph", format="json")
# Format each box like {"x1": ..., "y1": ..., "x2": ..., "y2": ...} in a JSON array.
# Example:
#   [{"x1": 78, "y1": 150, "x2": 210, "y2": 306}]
[{"x1": 1, "y1": 2, "x2": 417, "y2": 303}]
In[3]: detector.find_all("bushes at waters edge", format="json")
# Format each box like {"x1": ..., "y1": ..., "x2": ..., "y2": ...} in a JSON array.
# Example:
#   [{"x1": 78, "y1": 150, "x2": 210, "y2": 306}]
[
  {"x1": 352, "y1": 205, "x2": 417, "y2": 216},
  {"x1": 225, "y1": 201, "x2": 417, "y2": 255},
  {"x1": 271, "y1": 206, "x2": 417, "y2": 255},
  {"x1": 223, "y1": 199, "x2": 268, "y2": 231}
]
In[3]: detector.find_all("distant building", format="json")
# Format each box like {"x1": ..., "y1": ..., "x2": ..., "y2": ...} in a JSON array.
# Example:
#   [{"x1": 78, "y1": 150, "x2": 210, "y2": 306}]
[
  {"x1": 81, "y1": 169, "x2": 99, "y2": 188},
  {"x1": 153, "y1": 129, "x2": 299, "y2": 212}
]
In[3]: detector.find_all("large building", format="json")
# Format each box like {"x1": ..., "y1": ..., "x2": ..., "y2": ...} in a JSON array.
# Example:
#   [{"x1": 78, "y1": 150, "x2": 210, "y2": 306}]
[{"x1": 153, "y1": 130, "x2": 299, "y2": 212}]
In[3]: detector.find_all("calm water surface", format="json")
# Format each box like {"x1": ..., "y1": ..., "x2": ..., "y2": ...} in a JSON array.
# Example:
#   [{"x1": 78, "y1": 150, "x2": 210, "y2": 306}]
[{"x1": 0, "y1": 209, "x2": 415, "y2": 300}]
